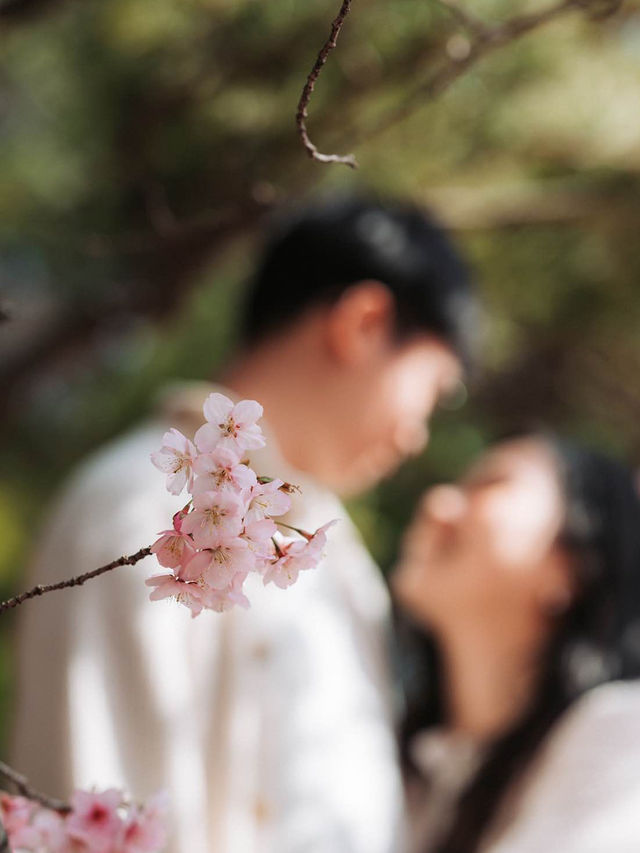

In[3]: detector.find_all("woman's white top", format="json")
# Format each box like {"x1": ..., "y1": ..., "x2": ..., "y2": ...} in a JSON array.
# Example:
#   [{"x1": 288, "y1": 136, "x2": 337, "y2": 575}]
[{"x1": 409, "y1": 680, "x2": 640, "y2": 853}]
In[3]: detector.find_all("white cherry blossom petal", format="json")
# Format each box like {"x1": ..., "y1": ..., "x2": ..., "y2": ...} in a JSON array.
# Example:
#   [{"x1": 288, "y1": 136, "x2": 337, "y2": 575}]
[{"x1": 202, "y1": 392, "x2": 234, "y2": 426}]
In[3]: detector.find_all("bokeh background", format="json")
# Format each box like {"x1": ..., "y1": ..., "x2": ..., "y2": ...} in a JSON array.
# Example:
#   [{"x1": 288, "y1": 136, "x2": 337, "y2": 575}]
[{"x1": 1, "y1": 0, "x2": 640, "y2": 746}]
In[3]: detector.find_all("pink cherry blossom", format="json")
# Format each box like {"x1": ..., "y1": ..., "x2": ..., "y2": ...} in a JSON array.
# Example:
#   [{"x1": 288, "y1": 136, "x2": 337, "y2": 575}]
[
  {"x1": 149, "y1": 395, "x2": 336, "y2": 613},
  {"x1": 180, "y1": 490, "x2": 244, "y2": 548},
  {"x1": 120, "y1": 791, "x2": 168, "y2": 853},
  {"x1": 182, "y1": 536, "x2": 254, "y2": 590},
  {"x1": 31, "y1": 809, "x2": 67, "y2": 853},
  {"x1": 194, "y1": 393, "x2": 265, "y2": 454},
  {"x1": 301, "y1": 520, "x2": 338, "y2": 555},
  {"x1": 242, "y1": 517, "x2": 277, "y2": 571},
  {"x1": 1, "y1": 791, "x2": 168, "y2": 853},
  {"x1": 171, "y1": 507, "x2": 189, "y2": 533},
  {"x1": 245, "y1": 480, "x2": 291, "y2": 522},
  {"x1": 191, "y1": 447, "x2": 257, "y2": 495},
  {"x1": 66, "y1": 789, "x2": 123, "y2": 853},
  {"x1": 262, "y1": 541, "x2": 315, "y2": 589},
  {"x1": 150, "y1": 529, "x2": 196, "y2": 571},
  {"x1": 202, "y1": 572, "x2": 251, "y2": 613},
  {"x1": 145, "y1": 574, "x2": 207, "y2": 618},
  {"x1": 243, "y1": 517, "x2": 277, "y2": 546},
  {"x1": 1, "y1": 794, "x2": 41, "y2": 850},
  {"x1": 1, "y1": 795, "x2": 68, "y2": 853},
  {"x1": 1, "y1": 794, "x2": 34, "y2": 835},
  {"x1": 150, "y1": 429, "x2": 197, "y2": 495},
  {"x1": 263, "y1": 521, "x2": 337, "y2": 589}
]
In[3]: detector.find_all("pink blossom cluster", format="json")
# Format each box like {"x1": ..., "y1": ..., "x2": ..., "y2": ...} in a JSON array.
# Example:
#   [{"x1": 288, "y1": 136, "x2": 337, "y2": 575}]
[
  {"x1": 1, "y1": 788, "x2": 167, "y2": 853},
  {"x1": 149, "y1": 393, "x2": 335, "y2": 616}
]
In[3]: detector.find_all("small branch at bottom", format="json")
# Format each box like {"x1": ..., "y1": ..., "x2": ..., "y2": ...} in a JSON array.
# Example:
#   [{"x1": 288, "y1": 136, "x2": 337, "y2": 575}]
[
  {"x1": 0, "y1": 818, "x2": 9, "y2": 853},
  {"x1": 0, "y1": 761, "x2": 70, "y2": 814},
  {"x1": 0, "y1": 546, "x2": 152, "y2": 616}
]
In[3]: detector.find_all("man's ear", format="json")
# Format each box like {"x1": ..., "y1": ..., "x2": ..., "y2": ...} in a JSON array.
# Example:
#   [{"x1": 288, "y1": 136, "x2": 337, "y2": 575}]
[{"x1": 324, "y1": 281, "x2": 396, "y2": 366}]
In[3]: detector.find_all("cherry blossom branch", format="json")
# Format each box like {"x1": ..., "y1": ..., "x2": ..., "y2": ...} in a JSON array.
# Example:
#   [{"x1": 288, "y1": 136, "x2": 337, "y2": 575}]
[
  {"x1": 295, "y1": 0, "x2": 357, "y2": 168},
  {"x1": 0, "y1": 761, "x2": 70, "y2": 814},
  {"x1": 0, "y1": 546, "x2": 151, "y2": 616},
  {"x1": 300, "y1": 0, "x2": 624, "y2": 165}
]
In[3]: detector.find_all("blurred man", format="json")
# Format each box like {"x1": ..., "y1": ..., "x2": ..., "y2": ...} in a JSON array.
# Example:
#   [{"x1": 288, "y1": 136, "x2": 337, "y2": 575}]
[{"x1": 12, "y1": 196, "x2": 478, "y2": 853}]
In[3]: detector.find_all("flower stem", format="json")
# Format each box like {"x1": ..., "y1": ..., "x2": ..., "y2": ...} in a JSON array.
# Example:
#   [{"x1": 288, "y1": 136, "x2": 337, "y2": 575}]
[{"x1": 274, "y1": 521, "x2": 308, "y2": 537}]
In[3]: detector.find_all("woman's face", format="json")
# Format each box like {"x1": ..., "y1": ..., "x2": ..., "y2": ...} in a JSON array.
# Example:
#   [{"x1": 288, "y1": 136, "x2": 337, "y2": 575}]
[{"x1": 392, "y1": 438, "x2": 575, "y2": 641}]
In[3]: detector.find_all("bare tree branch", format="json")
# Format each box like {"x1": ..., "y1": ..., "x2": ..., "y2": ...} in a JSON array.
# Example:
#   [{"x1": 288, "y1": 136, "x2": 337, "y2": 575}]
[
  {"x1": 0, "y1": 199, "x2": 269, "y2": 415},
  {"x1": 296, "y1": 0, "x2": 358, "y2": 168},
  {"x1": 0, "y1": 0, "x2": 66, "y2": 24},
  {"x1": 432, "y1": 0, "x2": 488, "y2": 37},
  {"x1": 0, "y1": 546, "x2": 151, "y2": 615},
  {"x1": 366, "y1": 0, "x2": 602, "y2": 139},
  {"x1": 0, "y1": 762, "x2": 70, "y2": 814},
  {"x1": 303, "y1": 0, "x2": 625, "y2": 164}
]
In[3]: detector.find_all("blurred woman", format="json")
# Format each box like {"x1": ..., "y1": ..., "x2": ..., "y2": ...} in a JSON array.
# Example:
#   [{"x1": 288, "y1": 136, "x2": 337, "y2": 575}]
[{"x1": 392, "y1": 434, "x2": 640, "y2": 853}]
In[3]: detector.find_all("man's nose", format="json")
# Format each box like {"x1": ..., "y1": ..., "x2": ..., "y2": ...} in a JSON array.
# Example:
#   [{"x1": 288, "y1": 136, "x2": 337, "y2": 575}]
[{"x1": 420, "y1": 485, "x2": 467, "y2": 526}]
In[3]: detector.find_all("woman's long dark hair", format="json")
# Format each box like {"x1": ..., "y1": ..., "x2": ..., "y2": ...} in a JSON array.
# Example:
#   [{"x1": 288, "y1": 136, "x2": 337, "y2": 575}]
[{"x1": 398, "y1": 434, "x2": 640, "y2": 853}]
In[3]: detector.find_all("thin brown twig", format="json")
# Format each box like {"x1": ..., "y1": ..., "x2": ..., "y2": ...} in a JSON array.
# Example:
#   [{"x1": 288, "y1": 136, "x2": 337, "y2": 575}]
[
  {"x1": 296, "y1": 0, "x2": 358, "y2": 168},
  {"x1": 0, "y1": 546, "x2": 152, "y2": 615},
  {"x1": 0, "y1": 761, "x2": 70, "y2": 814}
]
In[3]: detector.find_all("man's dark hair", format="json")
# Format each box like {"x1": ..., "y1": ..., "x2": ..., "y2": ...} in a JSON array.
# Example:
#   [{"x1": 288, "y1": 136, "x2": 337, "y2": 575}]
[{"x1": 241, "y1": 195, "x2": 479, "y2": 369}]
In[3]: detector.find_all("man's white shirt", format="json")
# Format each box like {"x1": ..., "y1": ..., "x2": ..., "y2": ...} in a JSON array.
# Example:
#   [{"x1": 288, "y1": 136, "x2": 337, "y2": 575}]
[{"x1": 12, "y1": 383, "x2": 403, "y2": 853}]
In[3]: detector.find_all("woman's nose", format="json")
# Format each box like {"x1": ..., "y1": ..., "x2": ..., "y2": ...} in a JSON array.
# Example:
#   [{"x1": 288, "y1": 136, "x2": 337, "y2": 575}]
[
  {"x1": 392, "y1": 421, "x2": 429, "y2": 458},
  {"x1": 421, "y1": 485, "x2": 467, "y2": 526}
]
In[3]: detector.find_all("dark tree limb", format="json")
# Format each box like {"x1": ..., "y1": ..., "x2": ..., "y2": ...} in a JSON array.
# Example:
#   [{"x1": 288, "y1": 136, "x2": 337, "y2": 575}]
[
  {"x1": 0, "y1": 199, "x2": 267, "y2": 414},
  {"x1": 0, "y1": 0, "x2": 65, "y2": 22}
]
